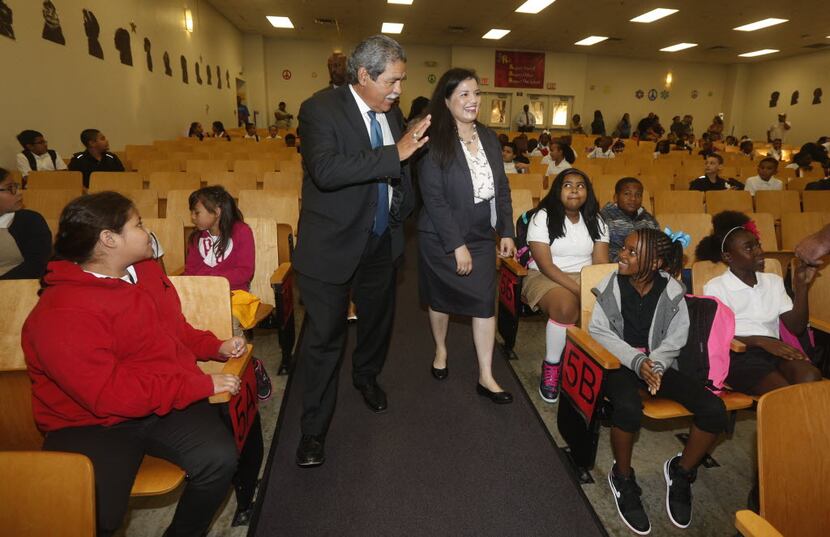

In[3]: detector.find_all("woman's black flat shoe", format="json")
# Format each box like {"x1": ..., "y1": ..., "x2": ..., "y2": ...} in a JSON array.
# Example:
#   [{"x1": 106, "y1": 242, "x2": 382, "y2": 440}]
[
  {"x1": 476, "y1": 383, "x2": 513, "y2": 404},
  {"x1": 431, "y1": 365, "x2": 448, "y2": 380}
]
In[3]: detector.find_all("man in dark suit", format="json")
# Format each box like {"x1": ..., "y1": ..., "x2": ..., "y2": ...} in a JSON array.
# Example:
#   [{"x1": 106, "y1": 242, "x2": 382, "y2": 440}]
[
  {"x1": 314, "y1": 51, "x2": 348, "y2": 95},
  {"x1": 293, "y1": 35, "x2": 431, "y2": 467}
]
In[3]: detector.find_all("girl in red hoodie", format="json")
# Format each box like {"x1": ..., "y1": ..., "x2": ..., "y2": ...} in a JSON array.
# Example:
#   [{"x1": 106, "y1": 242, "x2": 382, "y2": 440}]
[{"x1": 23, "y1": 192, "x2": 246, "y2": 537}]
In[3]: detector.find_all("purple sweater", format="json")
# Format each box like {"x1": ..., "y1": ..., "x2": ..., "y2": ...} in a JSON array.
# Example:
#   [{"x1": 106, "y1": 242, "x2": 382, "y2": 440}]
[{"x1": 185, "y1": 221, "x2": 255, "y2": 291}]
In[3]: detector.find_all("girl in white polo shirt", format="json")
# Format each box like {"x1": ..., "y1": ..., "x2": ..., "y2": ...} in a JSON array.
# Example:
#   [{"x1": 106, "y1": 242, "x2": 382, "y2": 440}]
[
  {"x1": 697, "y1": 211, "x2": 822, "y2": 395},
  {"x1": 522, "y1": 168, "x2": 609, "y2": 403}
]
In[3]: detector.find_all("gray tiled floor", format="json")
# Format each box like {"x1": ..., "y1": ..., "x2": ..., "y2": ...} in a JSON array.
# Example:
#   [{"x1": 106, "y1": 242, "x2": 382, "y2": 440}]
[{"x1": 124, "y1": 312, "x2": 756, "y2": 537}]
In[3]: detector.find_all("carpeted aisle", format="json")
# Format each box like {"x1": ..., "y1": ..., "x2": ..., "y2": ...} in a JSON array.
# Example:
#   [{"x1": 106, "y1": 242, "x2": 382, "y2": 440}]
[{"x1": 250, "y1": 235, "x2": 607, "y2": 537}]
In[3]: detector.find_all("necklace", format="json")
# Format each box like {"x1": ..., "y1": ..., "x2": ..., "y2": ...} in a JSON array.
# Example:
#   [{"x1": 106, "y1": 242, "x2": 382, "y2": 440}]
[{"x1": 457, "y1": 124, "x2": 478, "y2": 145}]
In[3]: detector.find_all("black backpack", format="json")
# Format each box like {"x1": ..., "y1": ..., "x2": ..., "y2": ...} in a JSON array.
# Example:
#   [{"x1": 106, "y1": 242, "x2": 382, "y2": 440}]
[
  {"x1": 676, "y1": 295, "x2": 734, "y2": 392},
  {"x1": 23, "y1": 149, "x2": 58, "y2": 171},
  {"x1": 513, "y1": 208, "x2": 538, "y2": 267}
]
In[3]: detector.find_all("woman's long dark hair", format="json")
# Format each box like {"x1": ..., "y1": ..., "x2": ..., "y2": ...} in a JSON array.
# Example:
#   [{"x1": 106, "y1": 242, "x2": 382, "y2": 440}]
[
  {"x1": 188, "y1": 185, "x2": 244, "y2": 260},
  {"x1": 54, "y1": 192, "x2": 136, "y2": 264},
  {"x1": 537, "y1": 168, "x2": 603, "y2": 242},
  {"x1": 425, "y1": 68, "x2": 480, "y2": 169}
]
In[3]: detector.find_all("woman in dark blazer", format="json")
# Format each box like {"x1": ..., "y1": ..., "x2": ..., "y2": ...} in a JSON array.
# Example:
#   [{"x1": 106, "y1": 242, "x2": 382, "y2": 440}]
[{"x1": 417, "y1": 68, "x2": 516, "y2": 403}]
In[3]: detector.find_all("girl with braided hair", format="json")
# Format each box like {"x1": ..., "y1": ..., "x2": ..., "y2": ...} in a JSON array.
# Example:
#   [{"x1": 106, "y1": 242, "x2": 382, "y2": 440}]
[
  {"x1": 698, "y1": 211, "x2": 822, "y2": 395},
  {"x1": 590, "y1": 228, "x2": 728, "y2": 534}
]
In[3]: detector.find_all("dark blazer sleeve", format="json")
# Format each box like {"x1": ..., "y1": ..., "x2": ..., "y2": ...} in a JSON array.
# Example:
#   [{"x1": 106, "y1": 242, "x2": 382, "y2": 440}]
[
  {"x1": 3, "y1": 210, "x2": 52, "y2": 280},
  {"x1": 299, "y1": 93, "x2": 402, "y2": 192},
  {"x1": 417, "y1": 151, "x2": 466, "y2": 253}
]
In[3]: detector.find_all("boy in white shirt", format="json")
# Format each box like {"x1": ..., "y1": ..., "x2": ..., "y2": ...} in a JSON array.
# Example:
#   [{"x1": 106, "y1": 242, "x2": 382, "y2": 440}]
[
  {"x1": 265, "y1": 125, "x2": 282, "y2": 140},
  {"x1": 744, "y1": 157, "x2": 783, "y2": 196},
  {"x1": 502, "y1": 143, "x2": 527, "y2": 174},
  {"x1": 243, "y1": 123, "x2": 260, "y2": 141},
  {"x1": 16, "y1": 129, "x2": 68, "y2": 178},
  {"x1": 766, "y1": 138, "x2": 783, "y2": 161},
  {"x1": 587, "y1": 136, "x2": 615, "y2": 159}
]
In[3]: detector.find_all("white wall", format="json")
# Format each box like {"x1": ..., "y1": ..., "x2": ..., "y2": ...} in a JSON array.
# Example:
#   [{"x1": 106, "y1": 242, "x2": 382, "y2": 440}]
[
  {"x1": 739, "y1": 50, "x2": 830, "y2": 146},
  {"x1": 0, "y1": 0, "x2": 243, "y2": 169}
]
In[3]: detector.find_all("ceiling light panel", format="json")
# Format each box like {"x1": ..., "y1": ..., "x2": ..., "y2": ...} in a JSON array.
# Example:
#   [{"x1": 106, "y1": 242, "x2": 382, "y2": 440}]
[
  {"x1": 515, "y1": 0, "x2": 556, "y2": 14},
  {"x1": 733, "y1": 18, "x2": 788, "y2": 32},
  {"x1": 482, "y1": 29, "x2": 510, "y2": 40},
  {"x1": 266, "y1": 16, "x2": 294, "y2": 29},
  {"x1": 387, "y1": 0, "x2": 414, "y2": 4},
  {"x1": 575, "y1": 36, "x2": 608, "y2": 46},
  {"x1": 630, "y1": 8, "x2": 678, "y2": 23},
  {"x1": 381, "y1": 22, "x2": 404, "y2": 34},
  {"x1": 739, "y1": 49, "x2": 780, "y2": 57},
  {"x1": 660, "y1": 42, "x2": 698, "y2": 52}
]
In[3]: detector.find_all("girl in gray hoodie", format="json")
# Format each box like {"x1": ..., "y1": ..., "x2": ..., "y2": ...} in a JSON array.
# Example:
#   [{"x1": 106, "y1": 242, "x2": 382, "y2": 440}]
[{"x1": 589, "y1": 228, "x2": 727, "y2": 534}]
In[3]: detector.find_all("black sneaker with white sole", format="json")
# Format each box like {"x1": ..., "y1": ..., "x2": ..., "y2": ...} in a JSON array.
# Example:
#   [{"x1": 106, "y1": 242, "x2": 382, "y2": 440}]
[
  {"x1": 608, "y1": 464, "x2": 651, "y2": 535},
  {"x1": 664, "y1": 454, "x2": 696, "y2": 528}
]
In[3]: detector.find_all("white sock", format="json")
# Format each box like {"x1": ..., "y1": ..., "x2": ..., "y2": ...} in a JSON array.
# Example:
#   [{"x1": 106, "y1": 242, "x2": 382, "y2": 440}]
[{"x1": 544, "y1": 319, "x2": 571, "y2": 365}]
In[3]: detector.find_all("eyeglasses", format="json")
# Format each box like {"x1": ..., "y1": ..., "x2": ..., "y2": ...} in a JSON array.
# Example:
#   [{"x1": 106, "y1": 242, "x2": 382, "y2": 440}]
[{"x1": 0, "y1": 183, "x2": 21, "y2": 195}]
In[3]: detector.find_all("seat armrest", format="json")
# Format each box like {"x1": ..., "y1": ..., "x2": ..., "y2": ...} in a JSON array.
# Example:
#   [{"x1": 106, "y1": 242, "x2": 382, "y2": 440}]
[
  {"x1": 168, "y1": 266, "x2": 185, "y2": 276},
  {"x1": 208, "y1": 344, "x2": 253, "y2": 404},
  {"x1": 566, "y1": 327, "x2": 621, "y2": 370},
  {"x1": 809, "y1": 316, "x2": 830, "y2": 335},
  {"x1": 500, "y1": 257, "x2": 528, "y2": 277},
  {"x1": 730, "y1": 339, "x2": 747, "y2": 353},
  {"x1": 270, "y1": 262, "x2": 292, "y2": 286},
  {"x1": 734, "y1": 510, "x2": 783, "y2": 537}
]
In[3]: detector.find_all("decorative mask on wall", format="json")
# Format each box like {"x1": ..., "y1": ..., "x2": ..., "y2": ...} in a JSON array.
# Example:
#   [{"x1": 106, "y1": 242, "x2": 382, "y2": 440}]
[
  {"x1": 83, "y1": 9, "x2": 103, "y2": 59},
  {"x1": 813, "y1": 88, "x2": 823, "y2": 105},
  {"x1": 206, "y1": 64, "x2": 212, "y2": 85},
  {"x1": 226, "y1": 69, "x2": 230, "y2": 89},
  {"x1": 769, "y1": 91, "x2": 780, "y2": 108},
  {"x1": 181, "y1": 55, "x2": 188, "y2": 84},
  {"x1": 195, "y1": 62, "x2": 203, "y2": 84},
  {"x1": 790, "y1": 90, "x2": 799, "y2": 106},
  {"x1": 163, "y1": 51, "x2": 172, "y2": 76},
  {"x1": 144, "y1": 38, "x2": 153, "y2": 71},
  {"x1": 217, "y1": 65, "x2": 222, "y2": 89},
  {"x1": 114, "y1": 28, "x2": 132, "y2": 66},
  {"x1": 41, "y1": 1, "x2": 65, "y2": 45},
  {"x1": 0, "y1": 0, "x2": 14, "y2": 40}
]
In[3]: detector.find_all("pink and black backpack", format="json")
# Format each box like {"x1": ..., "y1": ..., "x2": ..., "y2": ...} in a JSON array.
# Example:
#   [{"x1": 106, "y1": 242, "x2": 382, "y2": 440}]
[{"x1": 677, "y1": 295, "x2": 734, "y2": 393}]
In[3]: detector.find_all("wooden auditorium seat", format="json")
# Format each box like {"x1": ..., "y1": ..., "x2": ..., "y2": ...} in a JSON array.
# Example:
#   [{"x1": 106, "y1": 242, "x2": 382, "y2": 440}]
[
  {"x1": 753, "y1": 190, "x2": 801, "y2": 220},
  {"x1": 653, "y1": 190, "x2": 705, "y2": 214},
  {"x1": 25, "y1": 171, "x2": 83, "y2": 190},
  {"x1": 22, "y1": 189, "x2": 80, "y2": 219},
  {"x1": 706, "y1": 190, "x2": 753, "y2": 215},
  {"x1": 88, "y1": 171, "x2": 143, "y2": 193}
]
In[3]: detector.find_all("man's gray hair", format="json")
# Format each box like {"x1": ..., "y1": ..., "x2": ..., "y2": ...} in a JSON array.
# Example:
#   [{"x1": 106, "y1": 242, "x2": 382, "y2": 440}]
[{"x1": 347, "y1": 35, "x2": 406, "y2": 84}]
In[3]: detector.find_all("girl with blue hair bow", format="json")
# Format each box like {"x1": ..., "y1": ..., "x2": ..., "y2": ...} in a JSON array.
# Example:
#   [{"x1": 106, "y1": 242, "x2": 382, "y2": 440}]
[{"x1": 588, "y1": 227, "x2": 728, "y2": 534}]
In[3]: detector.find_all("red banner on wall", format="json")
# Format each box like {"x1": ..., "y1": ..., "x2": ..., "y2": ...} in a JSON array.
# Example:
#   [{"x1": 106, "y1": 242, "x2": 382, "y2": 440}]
[{"x1": 494, "y1": 50, "x2": 545, "y2": 88}]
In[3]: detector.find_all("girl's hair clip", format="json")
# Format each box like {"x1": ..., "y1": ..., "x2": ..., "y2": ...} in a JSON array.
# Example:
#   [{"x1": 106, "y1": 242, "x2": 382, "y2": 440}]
[{"x1": 663, "y1": 227, "x2": 691, "y2": 248}]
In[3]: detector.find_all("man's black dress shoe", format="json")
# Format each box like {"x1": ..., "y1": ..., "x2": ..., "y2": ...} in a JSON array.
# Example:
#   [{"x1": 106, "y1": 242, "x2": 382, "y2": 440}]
[
  {"x1": 296, "y1": 434, "x2": 325, "y2": 467},
  {"x1": 431, "y1": 365, "x2": 448, "y2": 380},
  {"x1": 354, "y1": 382, "x2": 388, "y2": 413},
  {"x1": 476, "y1": 383, "x2": 513, "y2": 404}
]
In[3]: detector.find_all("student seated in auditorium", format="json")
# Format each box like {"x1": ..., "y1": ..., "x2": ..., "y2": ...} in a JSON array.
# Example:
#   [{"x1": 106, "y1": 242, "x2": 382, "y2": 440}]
[
  {"x1": 243, "y1": 123, "x2": 260, "y2": 141},
  {"x1": 512, "y1": 136, "x2": 532, "y2": 168},
  {"x1": 265, "y1": 125, "x2": 282, "y2": 140},
  {"x1": 653, "y1": 139, "x2": 671, "y2": 158},
  {"x1": 611, "y1": 138, "x2": 626, "y2": 155},
  {"x1": 22, "y1": 192, "x2": 247, "y2": 537},
  {"x1": 675, "y1": 132, "x2": 694, "y2": 153},
  {"x1": 785, "y1": 151, "x2": 814, "y2": 177},
  {"x1": 543, "y1": 140, "x2": 575, "y2": 178},
  {"x1": 697, "y1": 211, "x2": 822, "y2": 395},
  {"x1": 805, "y1": 162, "x2": 830, "y2": 189},
  {"x1": 531, "y1": 132, "x2": 551, "y2": 157},
  {"x1": 184, "y1": 185, "x2": 268, "y2": 525},
  {"x1": 211, "y1": 120, "x2": 232, "y2": 141},
  {"x1": 0, "y1": 168, "x2": 51, "y2": 280},
  {"x1": 501, "y1": 142, "x2": 527, "y2": 174},
  {"x1": 15, "y1": 129, "x2": 68, "y2": 179},
  {"x1": 600, "y1": 177, "x2": 660, "y2": 262},
  {"x1": 724, "y1": 135, "x2": 738, "y2": 147},
  {"x1": 587, "y1": 136, "x2": 615, "y2": 159},
  {"x1": 689, "y1": 154, "x2": 744, "y2": 191},
  {"x1": 738, "y1": 140, "x2": 755, "y2": 160},
  {"x1": 590, "y1": 228, "x2": 726, "y2": 534},
  {"x1": 188, "y1": 122, "x2": 204, "y2": 141},
  {"x1": 68, "y1": 129, "x2": 125, "y2": 189},
  {"x1": 744, "y1": 157, "x2": 783, "y2": 196},
  {"x1": 284, "y1": 133, "x2": 297, "y2": 149},
  {"x1": 767, "y1": 138, "x2": 783, "y2": 161},
  {"x1": 523, "y1": 169, "x2": 609, "y2": 404}
]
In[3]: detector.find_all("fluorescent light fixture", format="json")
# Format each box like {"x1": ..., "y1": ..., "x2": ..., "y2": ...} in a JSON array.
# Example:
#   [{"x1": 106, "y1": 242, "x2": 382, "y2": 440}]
[
  {"x1": 381, "y1": 22, "x2": 404, "y2": 34},
  {"x1": 184, "y1": 9, "x2": 194, "y2": 32},
  {"x1": 660, "y1": 42, "x2": 698, "y2": 52},
  {"x1": 387, "y1": 0, "x2": 414, "y2": 4},
  {"x1": 733, "y1": 18, "x2": 788, "y2": 32},
  {"x1": 630, "y1": 8, "x2": 678, "y2": 23},
  {"x1": 739, "y1": 49, "x2": 780, "y2": 57},
  {"x1": 266, "y1": 16, "x2": 294, "y2": 29},
  {"x1": 482, "y1": 29, "x2": 510, "y2": 40},
  {"x1": 515, "y1": 0, "x2": 556, "y2": 14},
  {"x1": 575, "y1": 35, "x2": 608, "y2": 46}
]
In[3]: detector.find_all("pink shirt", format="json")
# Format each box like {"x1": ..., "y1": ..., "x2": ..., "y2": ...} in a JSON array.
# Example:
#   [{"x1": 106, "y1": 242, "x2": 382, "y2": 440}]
[{"x1": 185, "y1": 221, "x2": 255, "y2": 291}]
